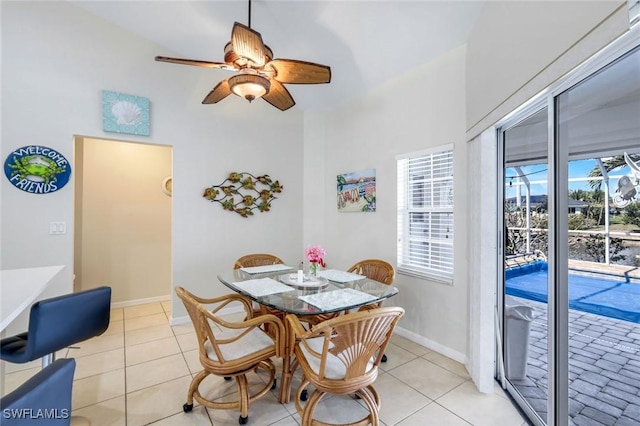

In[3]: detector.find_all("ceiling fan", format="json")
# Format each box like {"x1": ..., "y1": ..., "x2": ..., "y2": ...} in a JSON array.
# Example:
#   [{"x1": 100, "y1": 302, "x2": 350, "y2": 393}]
[{"x1": 155, "y1": 0, "x2": 331, "y2": 111}]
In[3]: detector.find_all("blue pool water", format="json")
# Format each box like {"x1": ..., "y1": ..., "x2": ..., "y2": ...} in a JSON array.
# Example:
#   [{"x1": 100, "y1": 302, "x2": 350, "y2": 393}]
[{"x1": 506, "y1": 261, "x2": 640, "y2": 323}]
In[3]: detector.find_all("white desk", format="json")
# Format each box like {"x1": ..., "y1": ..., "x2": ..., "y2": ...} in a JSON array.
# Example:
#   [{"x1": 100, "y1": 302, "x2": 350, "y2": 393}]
[
  {"x1": 1, "y1": 265, "x2": 65, "y2": 332},
  {"x1": 1, "y1": 265, "x2": 64, "y2": 396}
]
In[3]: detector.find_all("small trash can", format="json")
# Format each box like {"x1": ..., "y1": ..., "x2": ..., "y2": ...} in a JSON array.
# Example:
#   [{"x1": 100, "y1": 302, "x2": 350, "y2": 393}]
[{"x1": 504, "y1": 296, "x2": 535, "y2": 380}]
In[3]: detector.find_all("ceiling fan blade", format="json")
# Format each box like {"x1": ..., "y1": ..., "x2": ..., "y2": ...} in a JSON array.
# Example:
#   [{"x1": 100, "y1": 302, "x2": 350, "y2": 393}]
[
  {"x1": 262, "y1": 80, "x2": 295, "y2": 111},
  {"x1": 202, "y1": 79, "x2": 232, "y2": 104},
  {"x1": 155, "y1": 56, "x2": 234, "y2": 70},
  {"x1": 231, "y1": 22, "x2": 266, "y2": 67},
  {"x1": 267, "y1": 59, "x2": 331, "y2": 84}
]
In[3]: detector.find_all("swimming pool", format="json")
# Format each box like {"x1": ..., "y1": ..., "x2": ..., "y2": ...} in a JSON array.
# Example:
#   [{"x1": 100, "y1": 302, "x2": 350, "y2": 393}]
[{"x1": 506, "y1": 261, "x2": 640, "y2": 323}]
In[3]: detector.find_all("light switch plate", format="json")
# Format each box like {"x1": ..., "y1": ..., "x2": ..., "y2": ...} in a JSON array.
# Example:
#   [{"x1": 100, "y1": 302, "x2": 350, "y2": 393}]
[{"x1": 49, "y1": 222, "x2": 66, "y2": 235}]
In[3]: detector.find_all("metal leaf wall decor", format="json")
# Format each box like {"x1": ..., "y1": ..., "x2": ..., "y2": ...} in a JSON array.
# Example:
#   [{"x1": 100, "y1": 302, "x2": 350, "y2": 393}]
[{"x1": 203, "y1": 172, "x2": 283, "y2": 218}]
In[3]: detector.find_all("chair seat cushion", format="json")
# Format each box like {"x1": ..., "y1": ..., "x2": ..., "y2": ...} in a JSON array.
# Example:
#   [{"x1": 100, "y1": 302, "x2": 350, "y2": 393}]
[
  {"x1": 0, "y1": 332, "x2": 29, "y2": 363},
  {"x1": 299, "y1": 337, "x2": 374, "y2": 380},
  {"x1": 204, "y1": 328, "x2": 274, "y2": 362}
]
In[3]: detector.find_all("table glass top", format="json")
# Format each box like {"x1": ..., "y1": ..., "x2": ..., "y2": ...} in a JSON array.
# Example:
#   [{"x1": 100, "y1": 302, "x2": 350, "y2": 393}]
[{"x1": 217, "y1": 269, "x2": 398, "y2": 316}]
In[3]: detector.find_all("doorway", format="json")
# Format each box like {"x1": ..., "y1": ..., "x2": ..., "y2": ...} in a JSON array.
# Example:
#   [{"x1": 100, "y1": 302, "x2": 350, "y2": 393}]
[
  {"x1": 498, "y1": 33, "x2": 640, "y2": 425},
  {"x1": 73, "y1": 136, "x2": 172, "y2": 305}
]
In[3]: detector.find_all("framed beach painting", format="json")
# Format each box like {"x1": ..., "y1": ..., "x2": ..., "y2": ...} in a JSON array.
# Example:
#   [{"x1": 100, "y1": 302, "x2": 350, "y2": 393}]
[{"x1": 337, "y1": 169, "x2": 376, "y2": 212}]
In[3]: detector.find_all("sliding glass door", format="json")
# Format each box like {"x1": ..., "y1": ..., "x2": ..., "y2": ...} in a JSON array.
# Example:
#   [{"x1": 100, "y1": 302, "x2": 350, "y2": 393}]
[
  {"x1": 559, "y1": 45, "x2": 640, "y2": 426},
  {"x1": 499, "y1": 37, "x2": 640, "y2": 426},
  {"x1": 501, "y1": 105, "x2": 551, "y2": 425}
]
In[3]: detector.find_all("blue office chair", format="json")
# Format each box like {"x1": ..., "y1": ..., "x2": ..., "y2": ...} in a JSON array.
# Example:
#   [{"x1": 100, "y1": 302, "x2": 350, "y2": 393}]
[
  {"x1": 0, "y1": 286, "x2": 111, "y2": 367},
  {"x1": 0, "y1": 358, "x2": 76, "y2": 425}
]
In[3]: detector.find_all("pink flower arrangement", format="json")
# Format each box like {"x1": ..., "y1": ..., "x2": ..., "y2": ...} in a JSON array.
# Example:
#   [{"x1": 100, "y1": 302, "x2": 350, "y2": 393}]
[{"x1": 305, "y1": 245, "x2": 326, "y2": 268}]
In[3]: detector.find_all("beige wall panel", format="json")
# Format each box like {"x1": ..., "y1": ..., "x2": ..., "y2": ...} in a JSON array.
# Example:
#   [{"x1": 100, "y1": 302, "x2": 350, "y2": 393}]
[{"x1": 79, "y1": 138, "x2": 172, "y2": 303}]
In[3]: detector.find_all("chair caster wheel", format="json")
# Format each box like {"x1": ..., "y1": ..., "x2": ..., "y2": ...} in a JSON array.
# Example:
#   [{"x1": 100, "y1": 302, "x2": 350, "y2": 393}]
[
  {"x1": 239, "y1": 415, "x2": 248, "y2": 424},
  {"x1": 224, "y1": 376, "x2": 232, "y2": 381},
  {"x1": 183, "y1": 403, "x2": 193, "y2": 413},
  {"x1": 381, "y1": 354, "x2": 388, "y2": 363},
  {"x1": 271, "y1": 379, "x2": 277, "y2": 390},
  {"x1": 300, "y1": 389, "x2": 308, "y2": 401}
]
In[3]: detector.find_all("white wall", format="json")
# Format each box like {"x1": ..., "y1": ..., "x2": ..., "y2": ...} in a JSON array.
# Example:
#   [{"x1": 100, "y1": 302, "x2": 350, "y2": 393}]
[
  {"x1": 0, "y1": 1, "x2": 304, "y2": 323},
  {"x1": 466, "y1": 129, "x2": 499, "y2": 393},
  {"x1": 302, "y1": 112, "x2": 328, "y2": 248},
  {"x1": 466, "y1": 0, "x2": 628, "y2": 138},
  {"x1": 311, "y1": 46, "x2": 469, "y2": 361}
]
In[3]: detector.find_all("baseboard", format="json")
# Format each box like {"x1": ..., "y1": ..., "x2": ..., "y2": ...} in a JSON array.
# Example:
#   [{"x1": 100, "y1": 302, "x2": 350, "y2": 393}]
[
  {"x1": 111, "y1": 294, "x2": 171, "y2": 309},
  {"x1": 169, "y1": 304, "x2": 245, "y2": 326},
  {"x1": 169, "y1": 308, "x2": 467, "y2": 366},
  {"x1": 170, "y1": 315, "x2": 191, "y2": 326},
  {"x1": 395, "y1": 325, "x2": 467, "y2": 365}
]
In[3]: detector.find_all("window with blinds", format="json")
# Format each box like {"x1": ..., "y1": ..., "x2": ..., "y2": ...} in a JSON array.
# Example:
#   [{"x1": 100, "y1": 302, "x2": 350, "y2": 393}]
[{"x1": 397, "y1": 145, "x2": 454, "y2": 283}]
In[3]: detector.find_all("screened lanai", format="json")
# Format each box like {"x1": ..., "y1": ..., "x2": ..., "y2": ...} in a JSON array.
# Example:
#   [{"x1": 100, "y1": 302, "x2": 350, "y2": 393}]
[
  {"x1": 499, "y1": 37, "x2": 640, "y2": 426},
  {"x1": 505, "y1": 154, "x2": 640, "y2": 268}
]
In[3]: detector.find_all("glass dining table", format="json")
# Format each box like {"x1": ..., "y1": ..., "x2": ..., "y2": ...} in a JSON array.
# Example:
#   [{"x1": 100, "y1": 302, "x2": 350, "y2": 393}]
[{"x1": 217, "y1": 266, "x2": 399, "y2": 403}]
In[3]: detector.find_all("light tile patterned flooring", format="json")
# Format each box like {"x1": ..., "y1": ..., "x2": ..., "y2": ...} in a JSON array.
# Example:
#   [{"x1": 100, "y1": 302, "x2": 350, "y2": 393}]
[{"x1": 2, "y1": 302, "x2": 528, "y2": 425}]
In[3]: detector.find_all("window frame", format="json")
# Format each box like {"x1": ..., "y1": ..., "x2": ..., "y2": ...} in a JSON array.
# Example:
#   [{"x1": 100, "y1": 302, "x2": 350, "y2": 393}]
[{"x1": 396, "y1": 144, "x2": 454, "y2": 284}]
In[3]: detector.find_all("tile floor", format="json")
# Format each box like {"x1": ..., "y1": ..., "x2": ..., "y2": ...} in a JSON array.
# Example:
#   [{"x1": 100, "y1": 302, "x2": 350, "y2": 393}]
[{"x1": 2, "y1": 301, "x2": 529, "y2": 425}]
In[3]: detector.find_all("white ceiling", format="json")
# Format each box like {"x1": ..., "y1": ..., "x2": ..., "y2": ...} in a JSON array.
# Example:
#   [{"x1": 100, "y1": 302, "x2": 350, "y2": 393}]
[{"x1": 70, "y1": 0, "x2": 484, "y2": 112}]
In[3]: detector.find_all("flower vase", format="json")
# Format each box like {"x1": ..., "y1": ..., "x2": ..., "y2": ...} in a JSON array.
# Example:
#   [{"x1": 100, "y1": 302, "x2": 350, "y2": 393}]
[{"x1": 309, "y1": 262, "x2": 319, "y2": 278}]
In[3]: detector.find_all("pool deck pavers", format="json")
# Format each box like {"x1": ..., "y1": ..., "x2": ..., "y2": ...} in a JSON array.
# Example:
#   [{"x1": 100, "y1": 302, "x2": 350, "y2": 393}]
[{"x1": 509, "y1": 296, "x2": 640, "y2": 425}]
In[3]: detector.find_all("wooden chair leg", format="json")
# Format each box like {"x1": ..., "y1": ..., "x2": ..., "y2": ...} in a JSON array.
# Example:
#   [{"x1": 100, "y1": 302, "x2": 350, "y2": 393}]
[
  {"x1": 356, "y1": 386, "x2": 381, "y2": 425},
  {"x1": 236, "y1": 374, "x2": 249, "y2": 424},
  {"x1": 302, "y1": 389, "x2": 327, "y2": 426},
  {"x1": 184, "y1": 370, "x2": 209, "y2": 412}
]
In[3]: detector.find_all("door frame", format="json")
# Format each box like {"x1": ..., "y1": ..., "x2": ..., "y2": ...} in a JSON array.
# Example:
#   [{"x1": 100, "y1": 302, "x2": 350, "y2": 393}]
[{"x1": 495, "y1": 23, "x2": 640, "y2": 426}]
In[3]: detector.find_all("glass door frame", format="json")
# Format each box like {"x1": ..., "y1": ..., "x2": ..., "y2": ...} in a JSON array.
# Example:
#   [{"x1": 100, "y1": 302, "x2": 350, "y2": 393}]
[
  {"x1": 496, "y1": 23, "x2": 640, "y2": 426},
  {"x1": 497, "y1": 96, "x2": 551, "y2": 426}
]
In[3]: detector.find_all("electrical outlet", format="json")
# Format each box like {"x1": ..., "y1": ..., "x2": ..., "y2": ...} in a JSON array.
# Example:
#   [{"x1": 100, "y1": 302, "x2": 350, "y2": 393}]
[{"x1": 49, "y1": 222, "x2": 66, "y2": 235}]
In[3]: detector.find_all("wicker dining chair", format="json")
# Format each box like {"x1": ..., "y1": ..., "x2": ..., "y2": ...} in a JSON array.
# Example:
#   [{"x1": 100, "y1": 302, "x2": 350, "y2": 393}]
[
  {"x1": 347, "y1": 259, "x2": 395, "y2": 363},
  {"x1": 233, "y1": 253, "x2": 287, "y2": 326},
  {"x1": 175, "y1": 286, "x2": 285, "y2": 425},
  {"x1": 233, "y1": 253, "x2": 284, "y2": 269},
  {"x1": 348, "y1": 258, "x2": 395, "y2": 293},
  {"x1": 286, "y1": 307, "x2": 405, "y2": 426}
]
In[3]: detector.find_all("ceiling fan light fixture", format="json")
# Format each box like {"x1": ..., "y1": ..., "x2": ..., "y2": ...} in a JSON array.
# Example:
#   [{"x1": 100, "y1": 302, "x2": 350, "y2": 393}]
[
  {"x1": 229, "y1": 73, "x2": 270, "y2": 102},
  {"x1": 155, "y1": 0, "x2": 330, "y2": 111}
]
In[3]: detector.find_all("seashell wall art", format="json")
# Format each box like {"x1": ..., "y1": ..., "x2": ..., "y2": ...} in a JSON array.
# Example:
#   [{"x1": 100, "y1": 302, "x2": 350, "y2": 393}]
[{"x1": 102, "y1": 90, "x2": 150, "y2": 136}]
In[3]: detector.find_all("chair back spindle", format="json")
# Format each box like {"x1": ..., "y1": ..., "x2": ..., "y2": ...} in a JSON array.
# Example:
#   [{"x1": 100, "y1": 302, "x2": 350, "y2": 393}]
[{"x1": 287, "y1": 307, "x2": 404, "y2": 426}]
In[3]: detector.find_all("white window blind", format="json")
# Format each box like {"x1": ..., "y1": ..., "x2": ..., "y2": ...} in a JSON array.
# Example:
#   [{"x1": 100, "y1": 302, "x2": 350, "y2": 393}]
[{"x1": 397, "y1": 146, "x2": 454, "y2": 282}]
